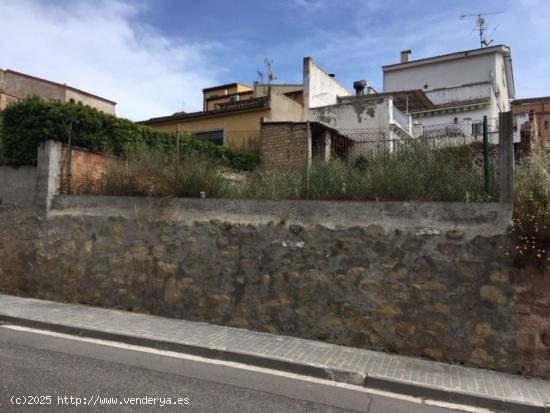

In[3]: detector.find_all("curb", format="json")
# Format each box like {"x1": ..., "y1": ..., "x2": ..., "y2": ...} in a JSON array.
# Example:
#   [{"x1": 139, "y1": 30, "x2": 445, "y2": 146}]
[{"x1": 0, "y1": 313, "x2": 547, "y2": 413}]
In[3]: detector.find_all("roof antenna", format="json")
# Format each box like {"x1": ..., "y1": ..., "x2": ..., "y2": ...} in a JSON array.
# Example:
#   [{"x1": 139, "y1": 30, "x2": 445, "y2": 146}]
[
  {"x1": 264, "y1": 58, "x2": 277, "y2": 84},
  {"x1": 460, "y1": 11, "x2": 503, "y2": 48},
  {"x1": 256, "y1": 70, "x2": 264, "y2": 84}
]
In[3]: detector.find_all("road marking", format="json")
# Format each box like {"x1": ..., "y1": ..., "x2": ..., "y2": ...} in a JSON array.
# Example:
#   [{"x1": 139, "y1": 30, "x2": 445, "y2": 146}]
[{"x1": 1, "y1": 324, "x2": 493, "y2": 412}]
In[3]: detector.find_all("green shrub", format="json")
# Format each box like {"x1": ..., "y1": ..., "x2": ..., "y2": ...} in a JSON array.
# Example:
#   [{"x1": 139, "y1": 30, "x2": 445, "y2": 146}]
[{"x1": 0, "y1": 97, "x2": 260, "y2": 170}]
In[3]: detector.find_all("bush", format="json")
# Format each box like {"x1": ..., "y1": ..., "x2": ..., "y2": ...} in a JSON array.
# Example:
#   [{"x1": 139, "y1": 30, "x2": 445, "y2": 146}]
[
  {"x1": 512, "y1": 153, "x2": 550, "y2": 271},
  {"x1": 0, "y1": 97, "x2": 260, "y2": 170}
]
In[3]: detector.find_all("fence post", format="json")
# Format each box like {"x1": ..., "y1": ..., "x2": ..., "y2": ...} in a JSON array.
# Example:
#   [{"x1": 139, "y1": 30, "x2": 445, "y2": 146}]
[
  {"x1": 498, "y1": 111, "x2": 514, "y2": 204},
  {"x1": 306, "y1": 121, "x2": 311, "y2": 197},
  {"x1": 175, "y1": 123, "x2": 180, "y2": 180},
  {"x1": 176, "y1": 123, "x2": 180, "y2": 165},
  {"x1": 66, "y1": 120, "x2": 73, "y2": 194},
  {"x1": 482, "y1": 115, "x2": 490, "y2": 195},
  {"x1": 35, "y1": 140, "x2": 62, "y2": 212}
]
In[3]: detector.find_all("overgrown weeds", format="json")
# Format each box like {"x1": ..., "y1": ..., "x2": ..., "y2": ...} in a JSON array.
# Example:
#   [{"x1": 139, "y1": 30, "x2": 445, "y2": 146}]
[
  {"x1": 512, "y1": 153, "x2": 550, "y2": 271},
  {"x1": 94, "y1": 145, "x2": 227, "y2": 198},
  {"x1": 85, "y1": 142, "x2": 500, "y2": 202}
]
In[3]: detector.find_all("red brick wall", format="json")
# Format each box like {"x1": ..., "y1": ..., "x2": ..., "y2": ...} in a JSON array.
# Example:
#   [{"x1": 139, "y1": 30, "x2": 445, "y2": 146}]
[
  {"x1": 59, "y1": 146, "x2": 121, "y2": 194},
  {"x1": 261, "y1": 123, "x2": 308, "y2": 171}
]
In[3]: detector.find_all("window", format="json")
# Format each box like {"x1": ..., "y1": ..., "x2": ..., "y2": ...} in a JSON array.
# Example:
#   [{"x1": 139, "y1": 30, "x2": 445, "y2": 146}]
[
  {"x1": 545, "y1": 121, "x2": 549, "y2": 130},
  {"x1": 472, "y1": 122, "x2": 483, "y2": 136},
  {"x1": 193, "y1": 129, "x2": 224, "y2": 145}
]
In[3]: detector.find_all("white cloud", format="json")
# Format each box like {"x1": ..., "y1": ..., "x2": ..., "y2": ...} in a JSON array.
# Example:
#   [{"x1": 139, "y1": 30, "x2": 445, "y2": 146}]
[{"x1": 0, "y1": 0, "x2": 221, "y2": 120}]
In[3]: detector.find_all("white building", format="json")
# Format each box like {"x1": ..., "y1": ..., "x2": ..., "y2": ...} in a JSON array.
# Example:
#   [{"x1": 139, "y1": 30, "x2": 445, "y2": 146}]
[
  {"x1": 260, "y1": 57, "x2": 416, "y2": 166},
  {"x1": 382, "y1": 45, "x2": 515, "y2": 142},
  {"x1": 301, "y1": 57, "x2": 413, "y2": 159}
]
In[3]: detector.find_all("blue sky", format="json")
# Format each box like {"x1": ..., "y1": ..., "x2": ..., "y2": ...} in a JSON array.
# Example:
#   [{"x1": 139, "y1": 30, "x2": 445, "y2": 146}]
[{"x1": 0, "y1": 0, "x2": 548, "y2": 119}]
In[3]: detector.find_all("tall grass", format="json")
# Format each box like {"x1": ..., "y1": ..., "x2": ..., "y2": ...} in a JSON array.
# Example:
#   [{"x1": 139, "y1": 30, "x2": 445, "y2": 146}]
[
  {"x1": 83, "y1": 141, "x2": 499, "y2": 203},
  {"x1": 234, "y1": 143, "x2": 498, "y2": 202},
  {"x1": 512, "y1": 153, "x2": 550, "y2": 270},
  {"x1": 97, "y1": 145, "x2": 227, "y2": 198}
]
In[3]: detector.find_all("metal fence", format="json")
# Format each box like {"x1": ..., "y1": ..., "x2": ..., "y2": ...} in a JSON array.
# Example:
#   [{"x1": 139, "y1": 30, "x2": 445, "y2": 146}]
[{"x1": 59, "y1": 115, "x2": 512, "y2": 202}]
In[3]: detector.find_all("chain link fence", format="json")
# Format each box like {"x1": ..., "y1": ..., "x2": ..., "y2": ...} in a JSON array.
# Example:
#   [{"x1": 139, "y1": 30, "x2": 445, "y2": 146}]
[
  {"x1": 59, "y1": 118, "x2": 504, "y2": 202},
  {"x1": 0, "y1": 114, "x2": 5, "y2": 166}
]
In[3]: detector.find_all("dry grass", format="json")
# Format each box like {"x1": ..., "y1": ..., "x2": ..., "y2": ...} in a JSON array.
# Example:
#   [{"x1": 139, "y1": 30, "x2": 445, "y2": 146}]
[{"x1": 512, "y1": 153, "x2": 550, "y2": 271}]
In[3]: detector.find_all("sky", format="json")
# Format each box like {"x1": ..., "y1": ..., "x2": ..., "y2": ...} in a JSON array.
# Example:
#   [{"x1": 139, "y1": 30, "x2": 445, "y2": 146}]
[{"x1": 0, "y1": 0, "x2": 548, "y2": 120}]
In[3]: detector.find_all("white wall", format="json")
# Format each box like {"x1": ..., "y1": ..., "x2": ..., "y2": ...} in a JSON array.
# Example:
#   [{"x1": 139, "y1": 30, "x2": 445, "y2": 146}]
[
  {"x1": 303, "y1": 57, "x2": 351, "y2": 109},
  {"x1": 425, "y1": 83, "x2": 492, "y2": 106},
  {"x1": 309, "y1": 97, "x2": 391, "y2": 132},
  {"x1": 385, "y1": 50, "x2": 511, "y2": 142},
  {"x1": 384, "y1": 54, "x2": 497, "y2": 93},
  {"x1": 493, "y1": 53, "x2": 511, "y2": 112}
]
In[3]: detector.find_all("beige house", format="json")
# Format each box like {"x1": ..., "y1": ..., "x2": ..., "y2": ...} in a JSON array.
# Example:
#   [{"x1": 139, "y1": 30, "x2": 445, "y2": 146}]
[
  {"x1": 141, "y1": 84, "x2": 304, "y2": 150},
  {"x1": 0, "y1": 69, "x2": 116, "y2": 114}
]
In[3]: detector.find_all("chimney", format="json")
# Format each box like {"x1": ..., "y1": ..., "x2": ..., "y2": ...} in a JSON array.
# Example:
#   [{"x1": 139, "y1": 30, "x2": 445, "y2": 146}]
[
  {"x1": 353, "y1": 80, "x2": 367, "y2": 96},
  {"x1": 401, "y1": 50, "x2": 411, "y2": 63}
]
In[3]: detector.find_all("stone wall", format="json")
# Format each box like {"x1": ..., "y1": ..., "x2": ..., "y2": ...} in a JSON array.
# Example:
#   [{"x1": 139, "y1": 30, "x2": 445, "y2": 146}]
[
  {"x1": 0, "y1": 195, "x2": 548, "y2": 378},
  {"x1": 0, "y1": 166, "x2": 36, "y2": 206}
]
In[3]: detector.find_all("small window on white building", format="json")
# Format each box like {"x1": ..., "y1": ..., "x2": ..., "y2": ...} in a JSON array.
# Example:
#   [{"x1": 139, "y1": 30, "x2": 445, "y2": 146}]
[{"x1": 472, "y1": 122, "x2": 483, "y2": 137}]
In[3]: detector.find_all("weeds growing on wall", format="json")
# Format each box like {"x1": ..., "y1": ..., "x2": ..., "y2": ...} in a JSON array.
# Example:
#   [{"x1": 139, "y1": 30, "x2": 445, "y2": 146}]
[
  {"x1": 0, "y1": 97, "x2": 260, "y2": 170},
  {"x1": 512, "y1": 153, "x2": 550, "y2": 271}
]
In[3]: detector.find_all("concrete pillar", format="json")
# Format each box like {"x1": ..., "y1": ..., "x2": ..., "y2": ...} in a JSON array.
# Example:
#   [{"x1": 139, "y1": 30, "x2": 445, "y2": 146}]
[
  {"x1": 323, "y1": 130, "x2": 331, "y2": 161},
  {"x1": 306, "y1": 121, "x2": 312, "y2": 168},
  {"x1": 35, "y1": 140, "x2": 62, "y2": 211},
  {"x1": 303, "y1": 57, "x2": 312, "y2": 114},
  {"x1": 498, "y1": 112, "x2": 514, "y2": 204}
]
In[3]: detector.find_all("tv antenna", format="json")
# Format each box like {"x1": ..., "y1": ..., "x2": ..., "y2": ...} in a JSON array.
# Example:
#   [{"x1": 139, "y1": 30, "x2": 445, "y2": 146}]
[
  {"x1": 257, "y1": 58, "x2": 277, "y2": 84},
  {"x1": 264, "y1": 58, "x2": 277, "y2": 84},
  {"x1": 256, "y1": 70, "x2": 264, "y2": 84},
  {"x1": 460, "y1": 12, "x2": 502, "y2": 48}
]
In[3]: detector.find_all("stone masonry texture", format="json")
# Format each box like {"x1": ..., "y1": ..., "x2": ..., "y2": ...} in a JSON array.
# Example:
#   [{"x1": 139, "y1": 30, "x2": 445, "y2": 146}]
[{"x1": 0, "y1": 196, "x2": 547, "y2": 378}]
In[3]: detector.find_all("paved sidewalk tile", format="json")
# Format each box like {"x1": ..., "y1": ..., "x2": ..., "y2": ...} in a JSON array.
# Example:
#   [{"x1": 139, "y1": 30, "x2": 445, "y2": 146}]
[{"x1": 1, "y1": 294, "x2": 549, "y2": 411}]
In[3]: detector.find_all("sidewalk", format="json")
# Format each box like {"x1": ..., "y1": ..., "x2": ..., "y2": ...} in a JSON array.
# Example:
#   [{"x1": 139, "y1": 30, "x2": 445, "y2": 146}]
[{"x1": 0, "y1": 294, "x2": 549, "y2": 412}]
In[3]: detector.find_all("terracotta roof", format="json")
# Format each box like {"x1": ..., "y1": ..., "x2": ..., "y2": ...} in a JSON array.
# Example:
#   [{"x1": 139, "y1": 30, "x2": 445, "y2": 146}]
[
  {"x1": 512, "y1": 97, "x2": 550, "y2": 105},
  {"x1": 283, "y1": 89, "x2": 303, "y2": 96},
  {"x1": 3, "y1": 69, "x2": 116, "y2": 105},
  {"x1": 205, "y1": 90, "x2": 254, "y2": 101},
  {"x1": 202, "y1": 82, "x2": 251, "y2": 92},
  {"x1": 140, "y1": 96, "x2": 269, "y2": 124}
]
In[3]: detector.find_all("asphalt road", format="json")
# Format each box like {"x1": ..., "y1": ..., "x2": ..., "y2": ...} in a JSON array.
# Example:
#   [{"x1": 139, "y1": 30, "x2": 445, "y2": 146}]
[{"x1": 0, "y1": 326, "x2": 472, "y2": 413}]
